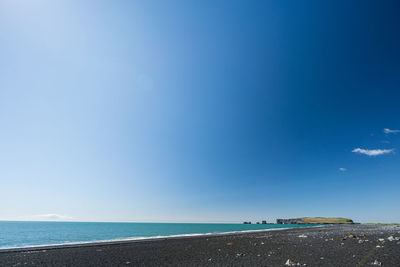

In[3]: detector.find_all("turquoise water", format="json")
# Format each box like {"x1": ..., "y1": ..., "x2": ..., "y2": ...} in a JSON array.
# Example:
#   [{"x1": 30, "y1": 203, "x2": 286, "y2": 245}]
[{"x1": 0, "y1": 221, "x2": 315, "y2": 249}]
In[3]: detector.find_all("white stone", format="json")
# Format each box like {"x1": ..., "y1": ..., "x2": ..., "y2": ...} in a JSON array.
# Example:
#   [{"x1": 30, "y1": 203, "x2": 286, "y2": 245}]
[
  {"x1": 371, "y1": 259, "x2": 382, "y2": 266},
  {"x1": 285, "y1": 259, "x2": 300, "y2": 266}
]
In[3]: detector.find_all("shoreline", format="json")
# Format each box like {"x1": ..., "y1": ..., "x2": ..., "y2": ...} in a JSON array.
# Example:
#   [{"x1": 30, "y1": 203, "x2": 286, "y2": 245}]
[
  {"x1": 1, "y1": 224, "x2": 399, "y2": 266},
  {"x1": 0, "y1": 225, "x2": 323, "y2": 252}
]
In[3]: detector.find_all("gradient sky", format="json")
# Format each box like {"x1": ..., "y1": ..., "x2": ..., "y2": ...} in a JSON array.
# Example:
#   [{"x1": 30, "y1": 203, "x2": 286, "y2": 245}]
[{"x1": 1, "y1": 0, "x2": 400, "y2": 223}]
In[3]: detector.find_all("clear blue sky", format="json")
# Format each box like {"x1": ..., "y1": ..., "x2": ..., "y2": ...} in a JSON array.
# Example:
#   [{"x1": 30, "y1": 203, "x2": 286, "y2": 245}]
[{"x1": 1, "y1": 0, "x2": 400, "y2": 223}]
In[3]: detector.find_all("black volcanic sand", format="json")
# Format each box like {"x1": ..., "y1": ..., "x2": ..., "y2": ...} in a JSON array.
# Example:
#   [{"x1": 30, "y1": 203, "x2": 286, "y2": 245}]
[{"x1": 1, "y1": 224, "x2": 400, "y2": 266}]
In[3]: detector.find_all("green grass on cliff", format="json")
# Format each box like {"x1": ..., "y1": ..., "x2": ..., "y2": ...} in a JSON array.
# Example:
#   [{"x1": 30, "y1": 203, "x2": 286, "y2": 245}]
[{"x1": 301, "y1": 217, "x2": 354, "y2": 224}]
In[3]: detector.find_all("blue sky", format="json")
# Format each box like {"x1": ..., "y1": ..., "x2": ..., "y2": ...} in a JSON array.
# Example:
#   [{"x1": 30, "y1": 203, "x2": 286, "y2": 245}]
[{"x1": 1, "y1": 0, "x2": 400, "y2": 223}]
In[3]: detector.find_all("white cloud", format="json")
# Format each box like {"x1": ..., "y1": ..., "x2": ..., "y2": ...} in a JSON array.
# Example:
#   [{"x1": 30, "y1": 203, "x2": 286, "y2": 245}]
[
  {"x1": 339, "y1": 168, "x2": 347, "y2": 171},
  {"x1": 352, "y1": 148, "x2": 394, "y2": 156},
  {"x1": 384, "y1": 128, "x2": 400, "y2": 134},
  {"x1": 31, "y1": 214, "x2": 73, "y2": 221}
]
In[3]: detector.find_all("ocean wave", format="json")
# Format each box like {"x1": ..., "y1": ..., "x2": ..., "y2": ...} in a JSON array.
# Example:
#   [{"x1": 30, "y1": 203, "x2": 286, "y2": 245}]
[{"x1": 0, "y1": 225, "x2": 322, "y2": 251}]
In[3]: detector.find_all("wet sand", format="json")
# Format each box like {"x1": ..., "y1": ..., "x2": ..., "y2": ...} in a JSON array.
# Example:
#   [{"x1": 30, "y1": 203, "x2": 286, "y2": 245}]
[{"x1": 1, "y1": 224, "x2": 399, "y2": 266}]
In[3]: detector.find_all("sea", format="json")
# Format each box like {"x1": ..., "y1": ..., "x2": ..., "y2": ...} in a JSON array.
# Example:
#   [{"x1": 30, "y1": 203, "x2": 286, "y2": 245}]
[{"x1": 0, "y1": 221, "x2": 316, "y2": 249}]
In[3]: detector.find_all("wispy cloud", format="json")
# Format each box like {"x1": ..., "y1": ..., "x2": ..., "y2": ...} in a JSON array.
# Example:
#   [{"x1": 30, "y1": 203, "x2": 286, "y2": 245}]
[
  {"x1": 352, "y1": 148, "x2": 394, "y2": 156},
  {"x1": 31, "y1": 214, "x2": 73, "y2": 221},
  {"x1": 339, "y1": 168, "x2": 347, "y2": 171},
  {"x1": 384, "y1": 128, "x2": 400, "y2": 134}
]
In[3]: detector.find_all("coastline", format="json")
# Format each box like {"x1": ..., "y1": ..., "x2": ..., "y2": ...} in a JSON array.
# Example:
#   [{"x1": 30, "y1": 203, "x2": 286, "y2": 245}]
[
  {"x1": 0, "y1": 225, "x2": 322, "y2": 252},
  {"x1": 1, "y1": 224, "x2": 399, "y2": 266}
]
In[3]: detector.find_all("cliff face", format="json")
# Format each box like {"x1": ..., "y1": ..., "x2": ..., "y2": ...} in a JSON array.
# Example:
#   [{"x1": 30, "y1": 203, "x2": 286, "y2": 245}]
[
  {"x1": 276, "y1": 218, "x2": 305, "y2": 224},
  {"x1": 276, "y1": 217, "x2": 354, "y2": 224}
]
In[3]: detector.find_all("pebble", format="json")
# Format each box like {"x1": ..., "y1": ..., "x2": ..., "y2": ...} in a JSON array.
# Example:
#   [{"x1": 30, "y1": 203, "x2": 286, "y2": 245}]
[
  {"x1": 285, "y1": 259, "x2": 300, "y2": 266},
  {"x1": 371, "y1": 259, "x2": 382, "y2": 266},
  {"x1": 387, "y1": 236, "x2": 395, "y2": 242},
  {"x1": 348, "y1": 233, "x2": 356, "y2": 238},
  {"x1": 378, "y1": 238, "x2": 385, "y2": 242},
  {"x1": 298, "y1": 234, "x2": 308, "y2": 238}
]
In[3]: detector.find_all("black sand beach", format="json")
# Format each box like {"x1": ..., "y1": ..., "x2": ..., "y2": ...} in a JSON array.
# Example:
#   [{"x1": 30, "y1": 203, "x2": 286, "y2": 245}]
[{"x1": 1, "y1": 224, "x2": 400, "y2": 266}]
